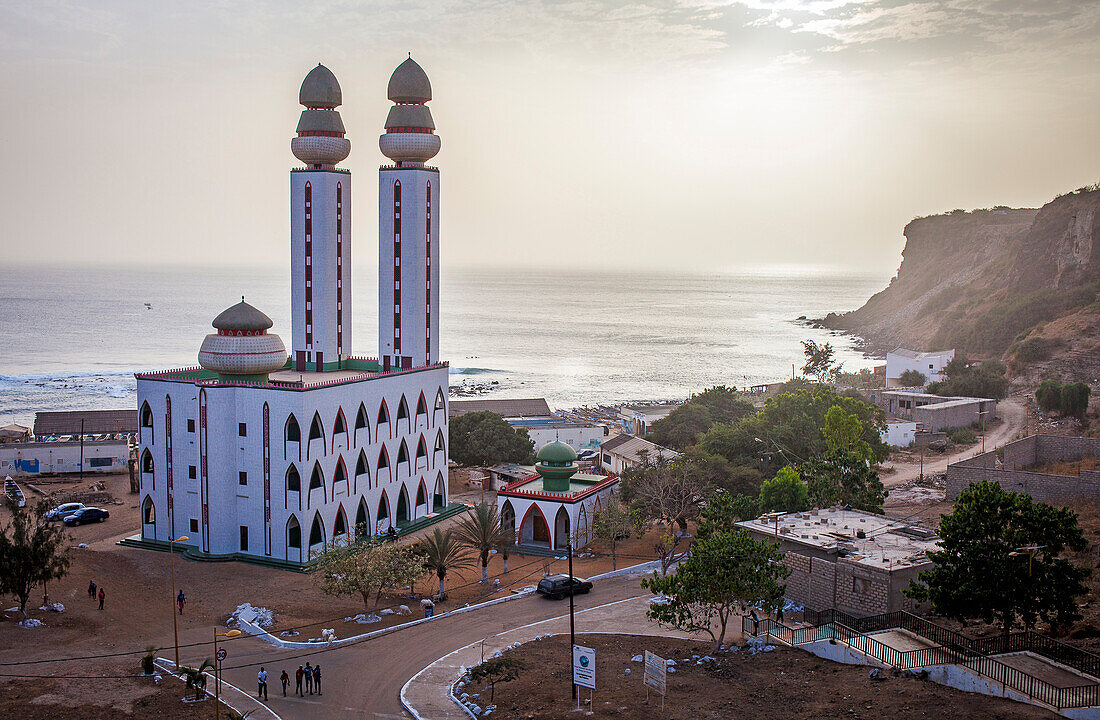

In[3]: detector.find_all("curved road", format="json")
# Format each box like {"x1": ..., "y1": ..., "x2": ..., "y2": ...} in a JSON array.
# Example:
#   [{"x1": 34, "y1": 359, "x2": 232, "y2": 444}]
[{"x1": 190, "y1": 575, "x2": 649, "y2": 719}]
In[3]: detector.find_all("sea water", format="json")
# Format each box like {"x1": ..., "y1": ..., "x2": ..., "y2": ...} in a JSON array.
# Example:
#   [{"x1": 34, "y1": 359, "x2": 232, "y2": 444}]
[{"x1": 0, "y1": 264, "x2": 887, "y2": 425}]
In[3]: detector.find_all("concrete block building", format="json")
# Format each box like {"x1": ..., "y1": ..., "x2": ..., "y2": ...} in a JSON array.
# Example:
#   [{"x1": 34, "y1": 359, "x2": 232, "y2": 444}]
[
  {"x1": 737, "y1": 509, "x2": 938, "y2": 616},
  {"x1": 870, "y1": 390, "x2": 996, "y2": 433},
  {"x1": 885, "y1": 348, "x2": 954, "y2": 388},
  {"x1": 134, "y1": 59, "x2": 453, "y2": 563}
]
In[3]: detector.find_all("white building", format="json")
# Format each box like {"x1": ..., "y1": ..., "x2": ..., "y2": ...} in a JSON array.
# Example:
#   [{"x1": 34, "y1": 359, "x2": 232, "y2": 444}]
[
  {"x1": 506, "y1": 418, "x2": 603, "y2": 451},
  {"x1": 599, "y1": 434, "x2": 680, "y2": 474},
  {"x1": 885, "y1": 348, "x2": 954, "y2": 388},
  {"x1": 882, "y1": 420, "x2": 918, "y2": 448},
  {"x1": 0, "y1": 438, "x2": 129, "y2": 477},
  {"x1": 135, "y1": 60, "x2": 452, "y2": 564},
  {"x1": 618, "y1": 403, "x2": 679, "y2": 436}
]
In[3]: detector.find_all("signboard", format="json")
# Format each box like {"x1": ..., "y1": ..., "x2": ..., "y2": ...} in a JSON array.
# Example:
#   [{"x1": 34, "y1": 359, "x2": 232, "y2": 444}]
[
  {"x1": 643, "y1": 650, "x2": 667, "y2": 696},
  {"x1": 572, "y1": 644, "x2": 596, "y2": 690},
  {"x1": 216, "y1": 648, "x2": 227, "y2": 661}
]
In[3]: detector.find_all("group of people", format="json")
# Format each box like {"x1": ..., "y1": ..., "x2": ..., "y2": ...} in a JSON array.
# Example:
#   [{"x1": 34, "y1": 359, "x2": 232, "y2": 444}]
[
  {"x1": 257, "y1": 663, "x2": 322, "y2": 700},
  {"x1": 86, "y1": 580, "x2": 105, "y2": 610}
]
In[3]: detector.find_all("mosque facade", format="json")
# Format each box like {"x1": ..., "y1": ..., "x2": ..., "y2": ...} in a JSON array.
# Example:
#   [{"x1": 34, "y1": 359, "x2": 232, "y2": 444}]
[{"x1": 134, "y1": 59, "x2": 451, "y2": 563}]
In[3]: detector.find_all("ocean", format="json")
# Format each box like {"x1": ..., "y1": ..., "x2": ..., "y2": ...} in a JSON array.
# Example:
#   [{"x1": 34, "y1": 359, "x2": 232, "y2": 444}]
[{"x1": 0, "y1": 264, "x2": 888, "y2": 427}]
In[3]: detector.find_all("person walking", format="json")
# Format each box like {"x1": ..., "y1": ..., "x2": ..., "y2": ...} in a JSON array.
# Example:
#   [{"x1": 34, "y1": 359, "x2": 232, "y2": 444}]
[
  {"x1": 304, "y1": 662, "x2": 313, "y2": 695},
  {"x1": 98, "y1": 587, "x2": 105, "y2": 610},
  {"x1": 257, "y1": 666, "x2": 268, "y2": 700},
  {"x1": 87, "y1": 580, "x2": 96, "y2": 599},
  {"x1": 295, "y1": 665, "x2": 304, "y2": 696},
  {"x1": 280, "y1": 669, "x2": 289, "y2": 697},
  {"x1": 177, "y1": 590, "x2": 185, "y2": 615},
  {"x1": 313, "y1": 664, "x2": 322, "y2": 695}
]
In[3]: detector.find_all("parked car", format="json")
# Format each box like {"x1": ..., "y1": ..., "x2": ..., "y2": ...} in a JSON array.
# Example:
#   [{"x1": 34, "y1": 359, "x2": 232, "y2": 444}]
[
  {"x1": 45, "y1": 502, "x2": 85, "y2": 521},
  {"x1": 63, "y1": 507, "x2": 110, "y2": 526},
  {"x1": 576, "y1": 449, "x2": 600, "y2": 461},
  {"x1": 536, "y1": 574, "x2": 593, "y2": 600}
]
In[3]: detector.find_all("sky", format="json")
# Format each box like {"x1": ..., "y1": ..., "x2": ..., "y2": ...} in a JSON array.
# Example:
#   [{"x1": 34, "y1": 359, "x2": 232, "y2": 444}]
[{"x1": 0, "y1": 0, "x2": 1097, "y2": 274}]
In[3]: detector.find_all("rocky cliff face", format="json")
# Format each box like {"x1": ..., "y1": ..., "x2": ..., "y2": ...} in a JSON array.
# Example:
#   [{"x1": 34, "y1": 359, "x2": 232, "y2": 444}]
[{"x1": 823, "y1": 186, "x2": 1100, "y2": 383}]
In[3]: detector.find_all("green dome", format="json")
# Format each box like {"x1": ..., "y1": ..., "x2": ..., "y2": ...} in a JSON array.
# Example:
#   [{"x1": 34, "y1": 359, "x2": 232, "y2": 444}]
[{"x1": 537, "y1": 441, "x2": 578, "y2": 464}]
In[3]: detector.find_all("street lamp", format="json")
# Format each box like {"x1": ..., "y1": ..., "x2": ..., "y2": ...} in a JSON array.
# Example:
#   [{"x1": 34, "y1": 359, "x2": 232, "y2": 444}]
[
  {"x1": 1009, "y1": 545, "x2": 1046, "y2": 576},
  {"x1": 978, "y1": 410, "x2": 989, "y2": 454},
  {"x1": 169, "y1": 535, "x2": 190, "y2": 669},
  {"x1": 213, "y1": 628, "x2": 242, "y2": 720}
]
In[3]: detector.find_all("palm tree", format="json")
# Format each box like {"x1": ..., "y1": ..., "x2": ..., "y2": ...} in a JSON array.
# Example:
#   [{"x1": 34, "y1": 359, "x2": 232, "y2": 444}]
[
  {"x1": 421, "y1": 528, "x2": 474, "y2": 597},
  {"x1": 455, "y1": 502, "x2": 503, "y2": 583},
  {"x1": 499, "y1": 526, "x2": 515, "y2": 574},
  {"x1": 180, "y1": 658, "x2": 214, "y2": 701}
]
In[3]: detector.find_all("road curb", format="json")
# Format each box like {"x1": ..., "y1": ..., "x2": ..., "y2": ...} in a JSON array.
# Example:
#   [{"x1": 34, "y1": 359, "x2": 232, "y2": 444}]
[{"x1": 155, "y1": 658, "x2": 283, "y2": 720}]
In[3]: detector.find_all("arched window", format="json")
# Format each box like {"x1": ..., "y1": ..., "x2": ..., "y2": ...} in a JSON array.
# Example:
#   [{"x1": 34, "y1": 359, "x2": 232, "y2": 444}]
[
  {"x1": 354, "y1": 403, "x2": 369, "y2": 447},
  {"x1": 377, "y1": 492, "x2": 390, "y2": 529},
  {"x1": 434, "y1": 429, "x2": 446, "y2": 454},
  {"x1": 286, "y1": 465, "x2": 301, "y2": 492},
  {"x1": 378, "y1": 448, "x2": 390, "y2": 469},
  {"x1": 309, "y1": 413, "x2": 324, "y2": 442},
  {"x1": 355, "y1": 450, "x2": 370, "y2": 492},
  {"x1": 355, "y1": 499, "x2": 370, "y2": 537},
  {"x1": 554, "y1": 507, "x2": 571, "y2": 549},
  {"x1": 397, "y1": 440, "x2": 409, "y2": 466},
  {"x1": 333, "y1": 408, "x2": 346, "y2": 436},
  {"x1": 396, "y1": 395, "x2": 410, "y2": 426},
  {"x1": 501, "y1": 500, "x2": 516, "y2": 539},
  {"x1": 417, "y1": 436, "x2": 428, "y2": 461},
  {"x1": 377, "y1": 400, "x2": 390, "y2": 425},
  {"x1": 309, "y1": 464, "x2": 324, "y2": 493},
  {"x1": 309, "y1": 514, "x2": 325, "y2": 549},
  {"x1": 416, "y1": 392, "x2": 428, "y2": 420},
  {"x1": 433, "y1": 472, "x2": 446, "y2": 512},
  {"x1": 333, "y1": 458, "x2": 348, "y2": 499},
  {"x1": 416, "y1": 480, "x2": 427, "y2": 509},
  {"x1": 286, "y1": 515, "x2": 302, "y2": 552},
  {"x1": 396, "y1": 486, "x2": 410, "y2": 524},
  {"x1": 140, "y1": 402, "x2": 154, "y2": 429},
  {"x1": 333, "y1": 506, "x2": 348, "y2": 542},
  {"x1": 141, "y1": 449, "x2": 154, "y2": 474},
  {"x1": 434, "y1": 388, "x2": 446, "y2": 412},
  {"x1": 285, "y1": 414, "x2": 301, "y2": 442},
  {"x1": 142, "y1": 496, "x2": 156, "y2": 525}
]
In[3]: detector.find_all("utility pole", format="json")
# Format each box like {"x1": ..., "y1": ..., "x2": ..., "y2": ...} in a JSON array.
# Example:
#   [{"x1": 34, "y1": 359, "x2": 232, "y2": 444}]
[
  {"x1": 568, "y1": 541, "x2": 576, "y2": 701},
  {"x1": 79, "y1": 418, "x2": 85, "y2": 482}
]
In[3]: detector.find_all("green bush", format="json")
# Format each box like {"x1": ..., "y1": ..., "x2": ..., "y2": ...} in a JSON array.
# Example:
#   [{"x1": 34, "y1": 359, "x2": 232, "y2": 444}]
[
  {"x1": 1061, "y1": 382, "x2": 1092, "y2": 420},
  {"x1": 948, "y1": 427, "x2": 977, "y2": 445},
  {"x1": 898, "y1": 369, "x2": 927, "y2": 387},
  {"x1": 1036, "y1": 380, "x2": 1062, "y2": 413},
  {"x1": 1013, "y1": 337, "x2": 1059, "y2": 363}
]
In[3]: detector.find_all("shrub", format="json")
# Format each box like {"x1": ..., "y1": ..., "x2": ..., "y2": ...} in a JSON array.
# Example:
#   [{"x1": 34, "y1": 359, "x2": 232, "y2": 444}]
[
  {"x1": 1061, "y1": 382, "x2": 1092, "y2": 420},
  {"x1": 948, "y1": 427, "x2": 977, "y2": 445},
  {"x1": 1036, "y1": 380, "x2": 1063, "y2": 413},
  {"x1": 898, "y1": 369, "x2": 927, "y2": 387},
  {"x1": 1013, "y1": 337, "x2": 1059, "y2": 363}
]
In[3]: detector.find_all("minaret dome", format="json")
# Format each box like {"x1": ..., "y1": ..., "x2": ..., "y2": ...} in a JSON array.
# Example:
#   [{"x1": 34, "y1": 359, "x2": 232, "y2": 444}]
[
  {"x1": 379, "y1": 56, "x2": 440, "y2": 165},
  {"x1": 292, "y1": 63, "x2": 351, "y2": 168}
]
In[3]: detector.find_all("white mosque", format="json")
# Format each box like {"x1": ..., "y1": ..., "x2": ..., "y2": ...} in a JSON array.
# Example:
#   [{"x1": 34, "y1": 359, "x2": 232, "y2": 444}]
[{"x1": 134, "y1": 59, "x2": 452, "y2": 564}]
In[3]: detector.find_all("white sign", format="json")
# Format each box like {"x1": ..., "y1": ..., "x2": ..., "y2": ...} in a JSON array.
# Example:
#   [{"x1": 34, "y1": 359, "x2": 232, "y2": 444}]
[
  {"x1": 572, "y1": 644, "x2": 596, "y2": 690},
  {"x1": 643, "y1": 650, "x2": 666, "y2": 695}
]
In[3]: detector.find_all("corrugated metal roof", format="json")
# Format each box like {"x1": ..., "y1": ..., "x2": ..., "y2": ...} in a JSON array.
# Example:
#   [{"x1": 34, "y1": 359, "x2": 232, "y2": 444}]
[
  {"x1": 449, "y1": 398, "x2": 552, "y2": 419},
  {"x1": 34, "y1": 410, "x2": 138, "y2": 436},
  {"x1": 600, "y1": 434, "x2": 680, "y2": 464}
]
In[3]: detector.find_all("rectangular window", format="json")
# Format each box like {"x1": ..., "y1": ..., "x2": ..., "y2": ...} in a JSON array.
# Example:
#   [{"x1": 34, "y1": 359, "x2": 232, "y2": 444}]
[
  {"x1": 188, "y1": 465, "x2": 197, "y2": 479},
  {"x1": 190, "y1": 518, "x2": 199, "y2": 533},
  {"x1": 239, "y1": 471, "x2": 247, "y2": 486},
  {"x1": 853, "y1": 577, "x2": 869, "y2": 595},
  {"x1": 89, "y1": 457, "x2": 112, "y2": 467},
  {"x1": 238, "y1": 423, "x2": 247, "y2": 437},
  {"x1": 239, "y1": 526, "x2": 248, "y2": 552},
  {"x1": 187, "y1": 419, "x2": 195, "y2": 433}
]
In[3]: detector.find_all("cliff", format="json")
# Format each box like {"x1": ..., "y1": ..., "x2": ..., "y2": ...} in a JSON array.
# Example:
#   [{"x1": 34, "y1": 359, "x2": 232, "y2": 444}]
[{"x1": 823, "y1": 185, "x2": 1100, "y2": 383}]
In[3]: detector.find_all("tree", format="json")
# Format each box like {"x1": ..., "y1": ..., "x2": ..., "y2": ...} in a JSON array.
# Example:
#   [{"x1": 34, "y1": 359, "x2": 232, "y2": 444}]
[
  {"x1": 799, "y1": 450, "x2": 887, "y2": 513},
  {"x1": 314, "y1": 541, "x2": 425, "y2": 612},
  {"x1": 1036, "y1": 380, "x2": 1062, "y2": 413},
  {"x1": 801, "y1": 339, "x2": 841, "y2": 384},
  {"x1": 621, "y1": 455, "x2": 712, "y2": 574},
  {"x1": 0, "y1": 500, "x2": 70, "y2": 619},
  {"x1": 180, "y1": 659, "x2": 213, "y2": 701},
  {"x1": 449, "y1": 411, "x2": 534, "y2": 467},
  {"x1": 420, "y1": 528, "x2": 473, "y2": 598},
  {"x1": 454, "y1": 502, "x2": 503, "y2": 583},
  {"x1": 642, "y1": 529, "x2": 790, "y2": 652},
  {"x1": 697, "y1": 491, "x2": 759, "y2": 542},
  {"x1": 927, "y1": 356, "x2": 1008, "y2": 400},
  {"x1": 823, "y1": 406, "x2": 874, "y2": 462},
  {"x1": 592, "y1": 497, "x2": 644, "y2": 570},
  {"x1": 649, "y1": 387, "x2": 755, "y2": 450},
  {"x1": 905, "y1": 481, "x2": 1089, "y2": 635},
  {"x1": 758, "y1": 466, "x2": 808, "y2": 513},
  {"x1": 468, "y1": 657, "x2": 525, "y2": 705},
  {"x1": 1060, "y1": 382, "x2": 1092, "y2": 420},
  {"x1": 898, "y1": 369, "x2": 927, "y2": 387}
]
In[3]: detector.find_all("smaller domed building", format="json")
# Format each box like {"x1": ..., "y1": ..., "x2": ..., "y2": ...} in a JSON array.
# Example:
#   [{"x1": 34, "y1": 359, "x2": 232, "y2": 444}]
[{"x1": 496, "y1": 440, "x2": 619, "y2": 552}]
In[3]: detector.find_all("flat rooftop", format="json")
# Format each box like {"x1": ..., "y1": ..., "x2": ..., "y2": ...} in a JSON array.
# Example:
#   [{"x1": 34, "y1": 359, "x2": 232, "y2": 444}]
[
  {"x1": 498, "y1": 471, "x2": 618, "y2": 502},
  {"x1": 506, "y1": 417, "x2": 597, "y2": 429},
  {"x1": 137, "y1": 359, "x2": 447, "y2": 390},
  {"x1": 736, "y1": 508, "x2": 939, "y2": 571}
]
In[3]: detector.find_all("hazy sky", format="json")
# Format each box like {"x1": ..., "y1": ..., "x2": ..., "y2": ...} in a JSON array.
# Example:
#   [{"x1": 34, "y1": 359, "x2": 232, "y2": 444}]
[{"x1": 1, "y1": 0, "x2": 1096, "y2": 273}]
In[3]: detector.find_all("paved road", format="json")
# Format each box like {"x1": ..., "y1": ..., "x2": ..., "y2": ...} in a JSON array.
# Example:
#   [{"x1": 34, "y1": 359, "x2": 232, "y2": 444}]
[
  {"x1": 882, "y1": 396, "x2": 1025, "y2": 489},
  {"x1": 184, "y1": 575, "x2": 650, "y2": 720}
]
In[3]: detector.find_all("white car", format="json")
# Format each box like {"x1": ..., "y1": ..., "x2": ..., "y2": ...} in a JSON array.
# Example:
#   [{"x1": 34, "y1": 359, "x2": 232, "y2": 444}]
[{"x1": 45, "y1": 502, "x2": 85, "y2": 521}]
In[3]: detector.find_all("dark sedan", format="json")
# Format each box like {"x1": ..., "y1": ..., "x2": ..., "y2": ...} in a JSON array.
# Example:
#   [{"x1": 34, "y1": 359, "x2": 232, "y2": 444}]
[
  {"x1": 63, "y1": 507, "x2": 110, "y2": 526},
  {"x1": 536, "y1": 574, "x2": 593, "y2": 600}
]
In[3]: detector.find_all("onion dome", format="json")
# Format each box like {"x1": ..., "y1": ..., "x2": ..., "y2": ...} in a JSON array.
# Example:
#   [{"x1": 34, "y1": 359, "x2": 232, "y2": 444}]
[
  {"x1": 387, "y1": 57, "x2": 432, "y2": 103},
  {"x1": 534, "y1": 441, "x2": 579, "y2": 492},
  {"x1": 199, "y1": 299, "x2": 288, "y2": 379},
  {"x1": 299, "y1": 64, "x2": 342, "y2": 108},
  {"x1": 292, "y1": 63, "x2": 351, "y2": 168},
  {"x1": 379, "y1": 55, "x2": 440, "y2": 165}
]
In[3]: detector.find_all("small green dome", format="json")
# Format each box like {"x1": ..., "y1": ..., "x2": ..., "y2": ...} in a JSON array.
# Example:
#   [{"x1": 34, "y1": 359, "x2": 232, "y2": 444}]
[{"x1": 537, "y1": 441, "x2": 578, "y2": 464}]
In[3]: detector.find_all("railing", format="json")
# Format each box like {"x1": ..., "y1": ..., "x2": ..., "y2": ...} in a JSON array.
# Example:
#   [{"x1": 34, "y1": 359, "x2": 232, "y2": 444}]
[{"x1": 745, "y1": 610, "x2": 1100, "y2": 709}]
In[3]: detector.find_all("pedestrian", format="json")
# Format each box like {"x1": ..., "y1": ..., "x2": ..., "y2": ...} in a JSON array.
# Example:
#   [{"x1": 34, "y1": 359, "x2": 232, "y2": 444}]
[
  {"x1": 177, "y1": 590, "x2": 185, "y2": 615},
  {"x1": 257, "y1": 666, "x2": 268, "y2": 700},
  {"x1": 87, "y1": 580, "x2": 96, "y2": 599},
  {"x1": 295, "y1": 665, "x2": 304, "y2": 696},
  {"x1": 776, "y1": 603, "x2": 784, "y2": 625},
  {"x1": 304, "y1": 662, "x2": 313, "y2": 694},
  {"x1": 98, "y1": 587, "x2": 105, "y2": 610},
  {"x1": 313, "y1": 664, "x2": 321, "y2": 695},
  {"x1": 280, "y1": 669, "x2": 289, "y2": 697},
  {"x1": 750, "y1": 608, "x2": 759, "y2": 636}
]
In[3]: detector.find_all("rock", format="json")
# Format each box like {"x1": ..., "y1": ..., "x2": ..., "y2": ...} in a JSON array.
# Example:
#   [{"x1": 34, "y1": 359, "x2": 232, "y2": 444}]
[
  {"x1": 667, "y1": 667, "x2": 676, "y2": 673},
  {"x1": 631, "y1": 654, "x2": 644, "y2": 662},
  {"x1": 18, "y1": 618, "x2": 43, "y2": 628},
  {"x1": 624, "y1": 668, "x2": 632, "y2": 676},
  {"x1": 379, "y1": 608, "x2": 395, "y2": 616},
  {"x1": 493, "y1": 651, "x2": 502, "y2": 658},
  {"x1": 666, "y1": 659, "x2": 676, "y2": 666},
  {"x1": 77, "y1": 543, "x2": 87, "y2": 548},
  {"x1": 398, "y1": 605, "x2": 412, "y2": 616}
]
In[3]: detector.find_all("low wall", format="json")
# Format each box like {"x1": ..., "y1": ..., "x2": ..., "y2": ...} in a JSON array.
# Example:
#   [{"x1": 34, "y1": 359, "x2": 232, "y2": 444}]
[{"x1": 947, "y1": 435, "x2": 1100, "y2": 504}]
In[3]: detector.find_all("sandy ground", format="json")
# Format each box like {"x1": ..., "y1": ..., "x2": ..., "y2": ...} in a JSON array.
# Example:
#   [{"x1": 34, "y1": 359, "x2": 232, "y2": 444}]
[{"x1": 484, "y1": 634, "x2": 1056, "y2": 719}]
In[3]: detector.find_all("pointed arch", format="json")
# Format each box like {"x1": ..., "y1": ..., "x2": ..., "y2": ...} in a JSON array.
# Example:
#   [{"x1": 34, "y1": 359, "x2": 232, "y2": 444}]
[
  {"x1": 308, "y1": 463, "x2": 324, "y2": 509},
  {"x1": 141, "y1": 496, "x2": 156, "y2": 539},
  {"x1": 396, "y1": 485, "x2": 410, "y2": 525},
  {"x1": 376, "y1": 398, "x2": 391, "y2": 442},
  {"x1": 333, "y1": 504, "x2": 349, "y2": 544},
  {"x1": 377, "y1": 490, "x2": 391, "y2": 532},
  {"x1": 554, "y1": 506, "x2": 571, "y2": 549},
  {"x1": 520, "y1": 503, "x2": 550, "y2": 548},
  {"x1": 286, "y1": 515, "x2": 302, "y2": 562},
  {"x1": 415, "y1": 478, "x2": 428, "y2": 518},
  {"x1": 500, "y1": 499, "x2": 516, "y2": 539},
  {"x1": 377, "y1": 446, "x2": 391, "y2": 484},
  {"x1": 307, "y1": 412, "x2": 325, "y2": 459},
  {"x1": 141, "y1": 448, "x2": 155, "y2": 474},
  {"x1": 354, "y1": 402, "x2": 369, "y2": 448},
  {"x1": 578, "y1": 502, "x2": 590, "y2": 545},
  {"x1": 434, "y1": 387, "x2": 446, "y2": 417},
  {"x1": 284, "y1": 414, "x2": 301, "y2": 461},
  {"x1": 308, "y1": 513, "x2": 325, "y2": 552},
  {"x1": 396, "y1": 439, "x2": 410, "y2": 477},
  {"x1": 333, "y1": 457, "x2": 349, "y2": 500},
  {"x1": 415, "y1": 391, "x2": 429, "y2": 429},
  {"x1": 355, "y1": 498, "x2": 370, "y2": 537},
  {"x1": 416, "y1": 434, "x2": 428, "y2": 471},
  {"x1": 140, "y1": 401, "x2": 154, "y2": 444},
  {"x1": 332, "y1": 407, "x2": 348, "y2": 449},
  {"x1": 285, "y1": 464, "x2": 301, "y2": 510},
  {"x1": 396, "y1": 394, "x2": 410, "y2": 430},
  {"x1": 433, "y1": 472, "x2": 446, "y2": 512},
  {"x1": 354, "y1": 449, "x2": 370, "y2": 493}
]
